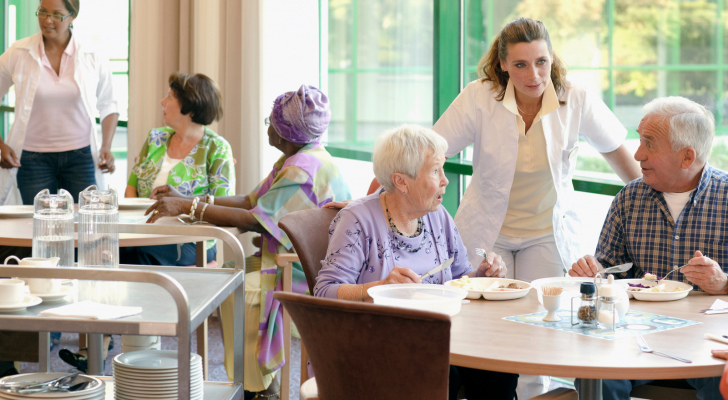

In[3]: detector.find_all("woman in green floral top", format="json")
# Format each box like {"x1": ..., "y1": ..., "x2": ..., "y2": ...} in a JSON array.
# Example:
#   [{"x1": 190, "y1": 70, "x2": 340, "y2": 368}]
[{"x1": 122, "y1": 72, "x2": 235, "y2": 266}]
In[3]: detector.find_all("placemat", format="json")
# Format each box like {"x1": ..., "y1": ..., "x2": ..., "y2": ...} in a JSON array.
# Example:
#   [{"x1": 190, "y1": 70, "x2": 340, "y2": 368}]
[{"x1": 503, "y1": 310, "x2": 701, "y2": 340}]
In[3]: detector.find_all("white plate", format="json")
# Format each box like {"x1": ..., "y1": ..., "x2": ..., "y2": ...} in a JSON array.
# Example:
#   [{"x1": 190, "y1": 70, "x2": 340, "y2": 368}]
[
  {"x1": 0, "y1": 205, "x2": 34, "y2": 219},
  {"x1": 113, "y1": 376, "x2": 203, "y2": 389},
  {"x1": 622, "y1": 279, "x2": 693, "y2": 301},
  {"x1": 32, "y1": 286, "x2": 78, "y2": 302},
  {"x1": 0, "y1": 373, "x2": 104, "y2": 398},
  {"x1": 118, "y1": 198, "x2": 156, "y2": 210},
  {"x1": 112, "y1": 359, "x2": 202, "y2": 374},
  {"x1": 113, "y1": 350, "x2": 202, "y2": 370},
  {"x1": 444, "y1": 278, "x2": 531, "y2": 300},
  {"x1": 0, "y1": 295, "x2": 42, "y2": 313},
  {"x1": 112, "y1": 369, "x2": 203, "y2": 384},
  {"x1": 367, "y1": 284, "x2": 468, "y2": 316}
]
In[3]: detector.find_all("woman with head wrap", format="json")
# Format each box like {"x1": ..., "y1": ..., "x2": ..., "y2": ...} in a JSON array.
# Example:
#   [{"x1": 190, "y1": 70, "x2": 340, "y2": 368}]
[{"x1": 149, "y1": 85, "x2": 352, "y2": 399}]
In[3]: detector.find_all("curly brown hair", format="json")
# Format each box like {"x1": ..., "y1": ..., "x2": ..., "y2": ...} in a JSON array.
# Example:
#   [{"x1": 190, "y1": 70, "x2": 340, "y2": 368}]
[{"x1": 478, "y1": 18, "x2": 567, "y2": 105}]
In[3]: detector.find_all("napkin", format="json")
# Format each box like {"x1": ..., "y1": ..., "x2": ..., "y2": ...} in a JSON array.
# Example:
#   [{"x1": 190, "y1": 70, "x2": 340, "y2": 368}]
[
  {"x1": 705, "y1": 299, "x2": 728, "y2": 315},
  {"x1": 39, "y1": 300, "x2": 142, "y2": 320}
]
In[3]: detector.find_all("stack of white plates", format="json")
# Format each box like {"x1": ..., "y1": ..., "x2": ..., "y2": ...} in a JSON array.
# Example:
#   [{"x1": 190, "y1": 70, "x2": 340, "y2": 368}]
[
  {"x1": 0, "y1": 373, "x2": 104, "y2": 400},
  {"x1": 112, "y1": 350, "x2": 203, "y2": 400}
]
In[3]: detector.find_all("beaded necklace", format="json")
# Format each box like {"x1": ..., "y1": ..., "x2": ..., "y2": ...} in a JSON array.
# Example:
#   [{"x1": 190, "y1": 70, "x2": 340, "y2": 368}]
[{"x1": 383, "y1": 193, "x2": 426, "y2": 253}]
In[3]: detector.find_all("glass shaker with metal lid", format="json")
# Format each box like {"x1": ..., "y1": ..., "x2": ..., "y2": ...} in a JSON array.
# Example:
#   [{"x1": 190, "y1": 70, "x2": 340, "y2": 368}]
[
  {"x1": 78, "y1": 185, "x2": 119, "y2": 269},
  {"x1": 571, "y1": 282, "x2": 598, "y2": 328},
  {"x1": 32, "y1": 189, "x2": 74, "y2": 268}
]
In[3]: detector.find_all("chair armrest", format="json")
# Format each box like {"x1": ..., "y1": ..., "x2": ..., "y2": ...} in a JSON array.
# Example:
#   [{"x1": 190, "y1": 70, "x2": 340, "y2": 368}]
[{"x1": 275, "y1": 253, "x2": 300, "y2": 267}]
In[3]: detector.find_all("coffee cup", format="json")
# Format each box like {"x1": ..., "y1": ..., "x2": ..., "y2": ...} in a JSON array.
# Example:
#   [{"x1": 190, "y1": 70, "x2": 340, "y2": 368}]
[
  {"x1": 0, "y1": 279, "x2": 25, "y2": 306},
  {"x1": 4, "y1": 256, "x2": 61, "y2": 294}
]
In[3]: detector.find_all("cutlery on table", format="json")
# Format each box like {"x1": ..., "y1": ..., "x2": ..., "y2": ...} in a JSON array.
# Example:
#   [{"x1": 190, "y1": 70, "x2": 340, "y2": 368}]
[
  {"x1": 705, "y1": 334, "x2": 728, "y2": 345},
  {"x1": 0, "y1": 372, "x2": 80, "y2": 393},
  {"x1": 700, "y1": 308, "x2": 728, "y2": 312},
  {"x1": 598, "y1": 262, "x2": 633, "y2": 275},
  {"x1": 636, "y1": 333, "x2": 692, "y2": 363},
  {"x1": 421, "y1": 257, "x2": 454, "y2": 279}
]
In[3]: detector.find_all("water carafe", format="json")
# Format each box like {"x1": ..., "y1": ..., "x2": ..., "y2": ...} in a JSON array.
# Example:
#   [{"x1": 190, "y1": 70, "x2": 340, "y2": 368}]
[
  {"x1": 78, "y1": 186, "x2": 119, "y2": 268},
  {"x1": 32, "y1": 189, "x2": 74, "y2": 267}
]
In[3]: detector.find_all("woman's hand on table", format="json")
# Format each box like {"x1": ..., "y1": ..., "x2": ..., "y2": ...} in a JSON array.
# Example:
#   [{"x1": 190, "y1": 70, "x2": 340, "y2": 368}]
[
  {"x1": 713, "y1": 349, "x2": 728, "y2": 360},
  {"x1": 475, "y1": 252, "x2": 506, "y2": 278},
  {"x1": 681, "y1": 250, "x2": 728, "y2": 295},
  {"x1": 98, "y1": 148, "x2": 116, "y2": 174},
  {"x1": 378, "y1": 266, "x2": 422, "y2": 285},
  {"x1": 569, "y1": 255, "x2": 603, "y2": 277},
  {"x1": 150, "y1": 184, "x2": 186, "y2": 200},
  {"x1": 145, "y1": 197, "x2": 191, "y2": 223},
  {"x1": 0, "y1": 143, "x2": 20, "y2": 169}
]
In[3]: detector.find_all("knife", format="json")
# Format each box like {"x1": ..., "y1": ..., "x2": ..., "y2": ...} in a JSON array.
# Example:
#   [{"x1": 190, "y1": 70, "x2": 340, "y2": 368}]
[
  {"x1": 598, "y1": 262, "x2": 633, "y2": 275},
  {"x1": 421, "y1": 257, "x2": 454, "y2": 279}
]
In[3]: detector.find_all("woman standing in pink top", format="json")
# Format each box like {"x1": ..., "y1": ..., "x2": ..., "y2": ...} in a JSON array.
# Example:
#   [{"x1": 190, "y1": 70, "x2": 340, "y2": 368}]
[{"x1": 0, "y1": 0, "x2": 118, "y2": 204}]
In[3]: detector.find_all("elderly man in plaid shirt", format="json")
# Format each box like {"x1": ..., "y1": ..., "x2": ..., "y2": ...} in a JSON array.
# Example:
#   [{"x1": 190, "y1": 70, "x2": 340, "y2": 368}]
[{"x1": 571, "y1": 96, "x2": 726, "y2": 400}]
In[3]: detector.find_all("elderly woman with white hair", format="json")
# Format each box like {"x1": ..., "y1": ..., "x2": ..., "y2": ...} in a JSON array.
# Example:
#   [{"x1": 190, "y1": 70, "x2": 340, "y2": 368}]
[{"x1": 314, "y1": 124, "x2": 518, "y2": 400}]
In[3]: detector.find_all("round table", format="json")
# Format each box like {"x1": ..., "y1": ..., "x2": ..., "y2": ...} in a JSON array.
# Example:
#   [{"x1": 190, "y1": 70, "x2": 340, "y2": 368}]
[{"x1": 449, "y1": 290, "x2": 727, "y2": 400}]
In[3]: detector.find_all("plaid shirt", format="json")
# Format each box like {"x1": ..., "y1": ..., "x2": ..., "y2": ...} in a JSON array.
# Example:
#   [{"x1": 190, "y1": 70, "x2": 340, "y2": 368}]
[{"x1": 596, "y1": 164, "x2": 728, "y2": 291}]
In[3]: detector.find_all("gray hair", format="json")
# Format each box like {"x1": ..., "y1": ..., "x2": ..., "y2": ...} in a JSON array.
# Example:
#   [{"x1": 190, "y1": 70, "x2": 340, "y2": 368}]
[
  {"x1": 372, "y1": 124, "x2": 449, "y2": 193},
  {"x1": 642, "y1": 97, "x2": 714, "y2": 162}
]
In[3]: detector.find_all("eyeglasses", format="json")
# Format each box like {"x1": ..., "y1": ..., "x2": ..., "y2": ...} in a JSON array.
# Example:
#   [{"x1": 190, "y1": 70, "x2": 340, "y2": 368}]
[
  {"x1": 36, "y1": 9, "x2": 73, "y2": 22},
  {"x1": 264, "y1": 117, "x2": 271, "y2": 126}
]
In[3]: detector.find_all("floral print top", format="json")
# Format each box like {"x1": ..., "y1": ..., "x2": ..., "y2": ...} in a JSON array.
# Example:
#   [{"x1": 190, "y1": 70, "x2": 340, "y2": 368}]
[{"x1": 127, "y1": 127, "x2": 235, "y2": 198}]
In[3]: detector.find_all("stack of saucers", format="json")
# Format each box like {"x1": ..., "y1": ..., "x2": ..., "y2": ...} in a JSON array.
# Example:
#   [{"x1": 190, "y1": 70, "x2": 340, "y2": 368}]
[
  {"x1": 112, "y1": 350, "x2": 203, "y2": 400},
  {"x1": 0, "y1": 373, "x2": 104, "y2": 400}
]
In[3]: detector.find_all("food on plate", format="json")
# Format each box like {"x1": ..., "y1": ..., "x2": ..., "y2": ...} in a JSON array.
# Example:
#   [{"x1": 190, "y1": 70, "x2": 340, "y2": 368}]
[
  {"x1": 500, "y1": 283, "x2": 523, "y2": 289},
  {"x1": 643, "y1": 273, "x2": 659, "y2": 281},
  {"x1": 447, "y1": 276, "x2": 486, "y2": 291}
]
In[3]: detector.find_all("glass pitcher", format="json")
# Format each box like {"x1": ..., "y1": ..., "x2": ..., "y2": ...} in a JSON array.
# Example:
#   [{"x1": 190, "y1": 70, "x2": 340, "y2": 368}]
[
  {"x1": 32, "y1": 189, "x2": 74, "y2": 267},
  {"x1": 78, "y1": 185, "x2": 119, "y2": 268}
]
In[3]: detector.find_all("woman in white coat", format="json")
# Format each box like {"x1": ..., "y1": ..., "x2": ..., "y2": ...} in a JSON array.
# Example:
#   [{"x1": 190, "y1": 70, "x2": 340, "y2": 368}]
[
  {"x1": 0, "y1": 0, "x2": 118, "y2": 205},
  {"x1": 432, "y1": 18, "x2": 641, "y2": 399}
]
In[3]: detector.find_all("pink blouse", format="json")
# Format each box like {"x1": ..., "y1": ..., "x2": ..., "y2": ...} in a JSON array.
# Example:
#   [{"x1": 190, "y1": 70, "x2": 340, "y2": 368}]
[{"x1": 24, "y1": 35, "x2": 91, "y2": 152}]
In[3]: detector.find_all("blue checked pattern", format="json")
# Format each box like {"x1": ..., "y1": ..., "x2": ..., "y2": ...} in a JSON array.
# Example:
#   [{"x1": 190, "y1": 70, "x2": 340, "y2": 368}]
[{"x1": 595, "y1": 164, "x2": 728, "y2": 291}]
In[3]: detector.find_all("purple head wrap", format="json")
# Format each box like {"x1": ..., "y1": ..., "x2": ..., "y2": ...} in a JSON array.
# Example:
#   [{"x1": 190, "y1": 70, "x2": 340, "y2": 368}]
[{"x1": 270, "y1": 85, "x2": 331, "y2": 144}]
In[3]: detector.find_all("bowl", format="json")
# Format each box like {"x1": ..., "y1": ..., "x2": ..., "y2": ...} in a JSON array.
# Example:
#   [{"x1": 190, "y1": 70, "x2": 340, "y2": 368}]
[
  {"x1": 621, "y1": 279, "x2": 693, "y2": 301},
  {"x1": 444, "y1": 277, "x2": 531, "y2": 300},
  {"x1": 367, "y1": 284, "x2": 468, "y2": 316}
]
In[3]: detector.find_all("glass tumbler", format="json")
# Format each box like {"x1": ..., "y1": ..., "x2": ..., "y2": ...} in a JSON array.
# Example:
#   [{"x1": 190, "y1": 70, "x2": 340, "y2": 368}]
[{"x1": 78, "y1": 186, "x2": 119, "y2": 268}]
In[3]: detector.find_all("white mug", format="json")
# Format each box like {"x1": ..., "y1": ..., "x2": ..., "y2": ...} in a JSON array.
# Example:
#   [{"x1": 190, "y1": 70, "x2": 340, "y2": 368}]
[
  {"x1": 0, "y1": 279, "x2": 25, "y2": 306},
  {"x1": 4, "y1": 256, "x2": 61, "y2": 294}
]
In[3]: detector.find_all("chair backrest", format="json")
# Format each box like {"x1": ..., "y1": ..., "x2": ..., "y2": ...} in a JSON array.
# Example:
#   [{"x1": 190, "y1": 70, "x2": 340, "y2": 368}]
[
  {"x1": 278, "y1": 207, "x2": 340, "y2": 294},
  {"x1": 274, "y1": 292, "x2": 451, "y2": 400}
]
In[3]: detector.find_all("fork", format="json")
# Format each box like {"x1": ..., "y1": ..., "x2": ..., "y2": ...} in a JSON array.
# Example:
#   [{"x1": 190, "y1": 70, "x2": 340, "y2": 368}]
[
  {"x1": 635, "y1": 334, "x2": 692, "y2": 363},
  {"x1": 475, "y1": 248, "x2": 488, "y2": 258}
]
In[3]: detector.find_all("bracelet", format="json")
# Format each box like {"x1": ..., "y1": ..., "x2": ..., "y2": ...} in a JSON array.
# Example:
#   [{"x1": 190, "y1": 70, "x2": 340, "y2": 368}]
[
  {"x1": 360, "y1": 284, "x2": 365, "y2": 302},
  {"x1": 199, "y1": 203, "x2": 209, "y2": 222},
  {"x1": 209, "y1": 195, "x2": 214, "y2": 205},
  {"x1": 189, "y1": 197, "x2": 200, "y2": 221}
]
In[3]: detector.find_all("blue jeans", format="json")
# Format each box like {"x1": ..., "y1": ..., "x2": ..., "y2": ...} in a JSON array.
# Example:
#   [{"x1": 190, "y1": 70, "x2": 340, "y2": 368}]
[
  {"x1": 119, "y1": 243, "x2": 217, "y2": 267},
  {"x1": 575, "y1": 378, "x2": 724, "y2": 400},
  {"x1": 16, "y1": 146, "x2": 96, "y2": 205}
]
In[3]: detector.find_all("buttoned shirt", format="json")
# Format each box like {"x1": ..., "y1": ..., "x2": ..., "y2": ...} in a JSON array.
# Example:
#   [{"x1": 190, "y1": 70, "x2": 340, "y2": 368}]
[{"x1": 596, "y1": 164, "x2": 728, "y2": 291}]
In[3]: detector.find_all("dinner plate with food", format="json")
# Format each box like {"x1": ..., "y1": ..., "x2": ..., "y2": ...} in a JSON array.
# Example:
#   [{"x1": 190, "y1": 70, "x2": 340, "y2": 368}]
[
  {"x1": 622, "y1": 276, "x2": 693, "y2": 301},
  {"x1": 444, "y1": 276, "x2": 531, "y2": 300}
]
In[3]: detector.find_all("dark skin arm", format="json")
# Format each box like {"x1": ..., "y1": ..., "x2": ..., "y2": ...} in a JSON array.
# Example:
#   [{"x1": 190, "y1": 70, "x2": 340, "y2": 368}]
[
  {"x1": 150, "y1": 184, "x2": 253, "y2": 210},
  {"x1": 145, "y1": 196, "x2": 266, "y2": 233}
]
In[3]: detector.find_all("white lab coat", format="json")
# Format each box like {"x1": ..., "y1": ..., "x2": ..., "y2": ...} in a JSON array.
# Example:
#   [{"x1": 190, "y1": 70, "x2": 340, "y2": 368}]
[
  {"x1": 433, "y1": 78, "x2": 626, "y2": 270},
  {"x1": 0, "y1": 32, "x2": 118, "y2": 205}
]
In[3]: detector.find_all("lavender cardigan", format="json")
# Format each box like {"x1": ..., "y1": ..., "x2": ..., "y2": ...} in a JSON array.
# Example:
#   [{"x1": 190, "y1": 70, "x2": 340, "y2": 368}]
[{"x1": 314, "y1": 191, "x2": 473, "y2": 299}]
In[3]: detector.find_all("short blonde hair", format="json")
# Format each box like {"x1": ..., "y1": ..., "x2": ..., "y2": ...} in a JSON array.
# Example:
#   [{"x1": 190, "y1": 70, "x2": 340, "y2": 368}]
[{"x1": 372, "y1": 124, "x2": 448, "y2": 193}]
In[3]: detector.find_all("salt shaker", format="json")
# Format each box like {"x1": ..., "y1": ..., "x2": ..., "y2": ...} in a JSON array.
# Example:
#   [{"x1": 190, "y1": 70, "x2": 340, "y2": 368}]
[
  {"x1": 597, "y1": 275, "x2": 621, "y2": 330},
  {"x1": 571, "y1": 282, "x2": 598, "y2": 328}
]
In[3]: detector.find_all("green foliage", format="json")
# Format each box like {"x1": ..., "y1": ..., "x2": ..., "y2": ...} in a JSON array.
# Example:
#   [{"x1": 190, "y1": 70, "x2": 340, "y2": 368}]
[
  {"x1": 576, "y1": 155, "x2": 614, "y2": 174},
  {"x1": 708, "y1": 140, "x2": 728, "y2": 171}
]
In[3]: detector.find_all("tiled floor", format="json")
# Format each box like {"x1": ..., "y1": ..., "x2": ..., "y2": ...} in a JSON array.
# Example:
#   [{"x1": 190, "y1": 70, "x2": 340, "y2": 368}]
[{"x1": 19, "y1": 317, "x2": 303, "y2": 399}]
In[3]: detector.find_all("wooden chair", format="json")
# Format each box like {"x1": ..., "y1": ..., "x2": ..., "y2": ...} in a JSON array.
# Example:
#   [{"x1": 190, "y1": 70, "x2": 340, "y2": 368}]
[
  {"x1": 274, "y1": 207, "x2": 340, "y2": 400},
  {"x1": 274, "y1": 291, "x2": 451, "y2": 400}
]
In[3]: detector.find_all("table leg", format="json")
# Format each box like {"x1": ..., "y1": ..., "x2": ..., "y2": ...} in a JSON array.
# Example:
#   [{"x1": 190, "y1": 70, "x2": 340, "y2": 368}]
[
  {"x1": 196, "y1": 318, "x2": 209, "y2": 380},
  {"x1": 87, "y1": 333, "x2": 104, "y2": 375},
  {"x1": 579, "y1": 378, "x2": 603, "y2": 400},
  {"x1": 195, "y1": 241, "x2": 209, "y2": 380},
  {"x1": 38, "y1": 332, "x2": 50, "y2": 373}
]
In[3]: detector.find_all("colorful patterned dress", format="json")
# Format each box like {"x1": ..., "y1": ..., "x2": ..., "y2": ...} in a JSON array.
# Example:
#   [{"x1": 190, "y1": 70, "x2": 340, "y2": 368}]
[
  {"x1": 249, "y1": 142, "x2": 351, "y2": 375},
  {"x1": 128, "y1": 127, "x2": 235, "y2": 198}
]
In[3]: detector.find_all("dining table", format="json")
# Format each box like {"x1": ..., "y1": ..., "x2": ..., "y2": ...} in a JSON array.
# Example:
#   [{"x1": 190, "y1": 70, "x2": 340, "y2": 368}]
[
  {"x1": 449, "y1": 290, "x2": 728, "y2": 400},
  {"x1": 0, "y1": 205, "x2": 240, "y2": 379}
]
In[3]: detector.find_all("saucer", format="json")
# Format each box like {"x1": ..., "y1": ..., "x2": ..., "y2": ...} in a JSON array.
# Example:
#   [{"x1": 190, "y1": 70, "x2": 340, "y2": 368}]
[
  {"x1": 32, "y1": 286, "x2": 78, "y2": 302},
  {"x1": 0, "y1": 295, "x2": 42, "y2": 313}
]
